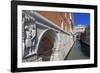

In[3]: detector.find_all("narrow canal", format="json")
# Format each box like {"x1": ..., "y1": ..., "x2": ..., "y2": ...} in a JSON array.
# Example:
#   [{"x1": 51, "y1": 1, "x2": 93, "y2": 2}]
[{"x1": 65, "y1": 39, "x2": 90, "y2": 60}]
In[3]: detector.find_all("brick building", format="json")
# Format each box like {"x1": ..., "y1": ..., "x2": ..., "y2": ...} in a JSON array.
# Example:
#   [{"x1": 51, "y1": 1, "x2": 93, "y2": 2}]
[{"x1": 38, "y1": 11, "x2": 72, "y2": 32}]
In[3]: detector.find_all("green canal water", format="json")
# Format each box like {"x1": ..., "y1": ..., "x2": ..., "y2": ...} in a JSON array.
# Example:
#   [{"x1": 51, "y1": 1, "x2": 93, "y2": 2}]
[{"x1": 65, "y1": 39, "x2": 90, "y2": 60}]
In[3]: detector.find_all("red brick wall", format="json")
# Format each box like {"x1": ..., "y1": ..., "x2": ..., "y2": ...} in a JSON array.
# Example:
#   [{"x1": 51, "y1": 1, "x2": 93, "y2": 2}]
[{"x1": 38, "y1": 11, "x2": 71, "y2": 32}]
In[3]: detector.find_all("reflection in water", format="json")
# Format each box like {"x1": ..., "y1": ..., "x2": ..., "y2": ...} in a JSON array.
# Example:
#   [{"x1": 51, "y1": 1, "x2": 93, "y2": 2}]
[{"x1": 66, "y1": 39, "x2": 90, "y2": 60}]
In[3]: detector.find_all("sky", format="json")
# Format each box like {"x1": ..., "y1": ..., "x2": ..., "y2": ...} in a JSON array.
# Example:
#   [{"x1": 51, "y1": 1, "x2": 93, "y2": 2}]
[{"x1": 73, "y1": 13, "x2": 90, "y2": 27}]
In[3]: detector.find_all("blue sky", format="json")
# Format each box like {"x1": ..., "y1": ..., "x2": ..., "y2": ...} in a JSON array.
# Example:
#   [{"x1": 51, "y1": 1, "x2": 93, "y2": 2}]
[{"x1": 73, "y1": 13, "x2": 90, "y2": 26}]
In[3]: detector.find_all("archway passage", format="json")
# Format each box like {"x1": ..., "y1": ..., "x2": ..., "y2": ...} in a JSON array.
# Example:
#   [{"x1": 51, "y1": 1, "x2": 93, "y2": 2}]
[{"x1": 37, "y1": 30, "x2": 58, "y2": 61}]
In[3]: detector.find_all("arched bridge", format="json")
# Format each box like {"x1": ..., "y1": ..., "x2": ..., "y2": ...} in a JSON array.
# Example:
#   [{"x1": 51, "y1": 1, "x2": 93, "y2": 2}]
[{"x1": 22, "y1": 10, "x2": 74, "y2": 62}]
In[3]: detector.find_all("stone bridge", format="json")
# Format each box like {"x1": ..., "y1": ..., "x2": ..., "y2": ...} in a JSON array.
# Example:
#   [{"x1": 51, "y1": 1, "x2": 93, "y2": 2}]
[{"x1": 22, "y1": 11, "x2": 74, "y2": 62}]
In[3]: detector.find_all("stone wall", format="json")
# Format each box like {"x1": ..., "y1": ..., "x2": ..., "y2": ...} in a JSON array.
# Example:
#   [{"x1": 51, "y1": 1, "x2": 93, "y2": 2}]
[{"x1": 56, "y1": 32, "x2": 74, "y2": 60}]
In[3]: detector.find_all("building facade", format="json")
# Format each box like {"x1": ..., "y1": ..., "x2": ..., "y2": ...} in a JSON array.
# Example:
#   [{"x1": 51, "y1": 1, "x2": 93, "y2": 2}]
[{"x1": 80, "y1": 25, "x2": 90, "y2": 45}]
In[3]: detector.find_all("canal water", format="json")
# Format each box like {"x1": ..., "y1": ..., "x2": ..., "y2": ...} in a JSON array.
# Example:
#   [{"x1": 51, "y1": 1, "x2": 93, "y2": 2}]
[{"x1": 65, "y1": 39, "x2": 90, "y2": 60}]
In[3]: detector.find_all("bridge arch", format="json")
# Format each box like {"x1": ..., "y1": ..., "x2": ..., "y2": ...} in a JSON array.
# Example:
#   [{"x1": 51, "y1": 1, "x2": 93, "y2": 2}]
[{"x1": 37, "y1": 29, "x2": 58, "y2": 61}]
